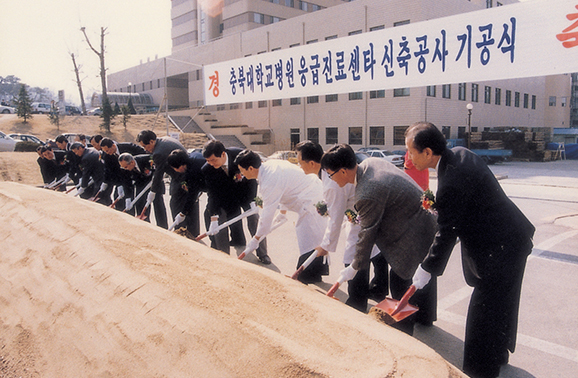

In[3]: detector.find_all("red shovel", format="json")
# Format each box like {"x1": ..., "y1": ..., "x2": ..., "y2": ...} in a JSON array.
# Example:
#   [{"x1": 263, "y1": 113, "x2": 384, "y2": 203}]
[{"x1": 368, "y1": 285, "x2": 418, "y2": 325}]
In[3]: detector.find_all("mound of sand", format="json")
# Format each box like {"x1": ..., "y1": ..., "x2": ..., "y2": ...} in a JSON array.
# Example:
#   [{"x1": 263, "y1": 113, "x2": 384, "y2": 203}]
[{"x1": 0, "y1": 182, "x2": 466, "y2": 377}]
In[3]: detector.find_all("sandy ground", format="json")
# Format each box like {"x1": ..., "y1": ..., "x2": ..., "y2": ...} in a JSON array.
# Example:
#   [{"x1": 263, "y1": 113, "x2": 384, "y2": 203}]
[{"x1": 0, "y1": 182, "x2": 467, "y2": 377}]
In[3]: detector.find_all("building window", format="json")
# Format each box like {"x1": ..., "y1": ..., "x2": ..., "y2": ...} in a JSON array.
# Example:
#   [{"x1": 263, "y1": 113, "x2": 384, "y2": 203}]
[
  {"x1": 393, "y1": 126, "x2": 409, "y2": 145},
  {"x1": 348, "y1": 30, "x2": 362, "y2": 36},
  {"x1": 393, "y1": 88, "x2": 410, "y2": 97},
  {"x1": 349, "y1": 92, "x2": 363, "y2": 100},
  {"x1": 300, "y1": 1, "x2": 308, "y2": 11},
  {"x1": 506, "y1": 90, "x2": 512, "y2": 106},
  {"x1": 458, "y1": 127, "x2": 466, "y2": 139},
  {"x1": 561, "y1": 96, "x2": 568, "y2": 107},
  {"x1": 216, "y1": 104, "x2": 225, "y2": 111},
  {"x1": 394, "y1": 20, "x2": 410, "y2": 27},
  {"x1": 230, "y1": 103, "x2": 240, "y2": 110},
  {"x1": 370, "y1": 126, "x2": 385, "y2": 145},
  {"x1": 442, "y1": 84, "x2": 451, "y2": 99},
  {"x1": 307, "y1": 128, "x2": 319, "y2": 144},
  {"x1": 549, "y1": 96, "x2": 556, "y2": 106},
  {"x1": 253, "y1": 13, "x2": 265, "y2": 24},
  {"x1": 484, "y1": 86, "x2": 491, "y2": 104},
  {"x1": 325, "y1": 94, "x2": 338, "y2": 102},
  {"x1": 532, "y1": 95, "x2": 536, "y2": 109},
  {"x1": 486, "y1": 0, "x2": 493, "y2": 8},
  {"x1": 471, "y1": 83, "x2": 479, "y2": 102},
  {"x1": 258, "y1": 100, "x2": 268, "y2": 108},
  {"x1": 325, "y1": 35, "x2": 338, "y2": 40},
  {"x1": 523, "y1": 93, "x2": 529, "y2": 109},
  {"x1": 349, "y1": 127, "x2": 363, "y2": 145},
  {"x1": 441, "y1": 126, "x2": 451, "y2": 139},
  {"x1": 326, "y1": 127, "x2": 338, "y2": 145},
  {"x1": 289, "y1": 43, "x2": 300, "y2": 48},
  {"x1": 245, "y1": 102, "x2": 253, "y2": 109},
  {"x1": 515, "y1": 92, "x2": 520, "y2": 107},
  {"x1": 307, "y1": 96, "x2": 319, "y2": 104},
  {"x1": 306, "y1": 39, "x2": 318, "y2": 44},
  {"x1": 495, "y1": 88, "x2": 501, "y2": 105},
  {"x1": 272, "y1": 99, "x2": 282, "y2": 107},
  {"x1": 369, "y1": 90, "x2": 385, "y2": 98},
  {"x1": 290, "y1": 97, "x2": 301, "y2": 105},
  {"x1": 427, "y1": 85, "x2": 436, "y2": 97},
  {"x1": 290, "y1": 128, "x2": 300, "y2": 149},
  {"x1": 458, "y1": 83, "x2": 466, "y2": 101},
  {"x1": 370, "y1": 25, "x2": 385, "y2": 32}
]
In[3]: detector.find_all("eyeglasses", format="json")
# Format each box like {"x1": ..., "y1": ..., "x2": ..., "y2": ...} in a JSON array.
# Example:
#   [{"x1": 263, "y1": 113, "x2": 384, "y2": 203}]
[{"x1": 326, "y1": 169, "x2": 341, "y2": 180}]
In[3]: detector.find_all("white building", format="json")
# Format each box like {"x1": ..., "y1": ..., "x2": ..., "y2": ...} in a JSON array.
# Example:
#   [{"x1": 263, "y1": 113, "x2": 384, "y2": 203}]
[{"x1": 108, "y1": 0, "x2": 571, "y2": 154}]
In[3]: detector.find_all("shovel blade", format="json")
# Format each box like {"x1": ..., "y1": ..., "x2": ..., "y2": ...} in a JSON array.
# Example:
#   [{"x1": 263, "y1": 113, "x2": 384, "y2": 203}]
[{"x1": 372, "y1": 297, "x2": 418, "y2": 324}]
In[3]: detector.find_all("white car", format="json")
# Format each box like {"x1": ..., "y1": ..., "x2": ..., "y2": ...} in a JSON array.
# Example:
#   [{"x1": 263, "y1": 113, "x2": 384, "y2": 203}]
[
  {"x1": 32, "y1": 102, "x2": 52, "y2": 114},
  {"x1": 0, "y1": 105, "x2": 16, "y2": 114},
  {"x1": 366, "y1": 150, "x2": 404, "y2": 167},
  {"x1": 0, "y1": 131, "x2": 18, "y2": 152}
]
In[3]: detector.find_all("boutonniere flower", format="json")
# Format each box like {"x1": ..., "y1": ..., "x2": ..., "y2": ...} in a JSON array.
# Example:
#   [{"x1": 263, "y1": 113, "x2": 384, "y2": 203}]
[
  {"x1": 254, "y1": 196, "x2": 263, "y2": 208},
  {"x1": 314, "y1": 201, "x2": 328, "y2": 217},
  {"x1": 345, "y1": 209, "x2": 360, "y2": 224},
  {"x1": 181, "y1": 181, "x2": 189, "y2": 192},
  {"x1": 421, "y1": 189, "x2": 437, "y2": 213},
  {"x1": 234, "y1": 173, "x2": 243, "y2": 182}
]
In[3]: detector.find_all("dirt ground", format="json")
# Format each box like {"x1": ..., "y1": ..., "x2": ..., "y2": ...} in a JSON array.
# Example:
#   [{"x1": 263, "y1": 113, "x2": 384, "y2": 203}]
[{"x1": 0, "y1": 113, "x2": 466, "y2": 377}]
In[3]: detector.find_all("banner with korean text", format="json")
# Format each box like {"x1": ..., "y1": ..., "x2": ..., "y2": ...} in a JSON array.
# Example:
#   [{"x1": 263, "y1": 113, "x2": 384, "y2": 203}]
[{"x1": 204, "y1": 0, "x2": 578, "y2": 106}]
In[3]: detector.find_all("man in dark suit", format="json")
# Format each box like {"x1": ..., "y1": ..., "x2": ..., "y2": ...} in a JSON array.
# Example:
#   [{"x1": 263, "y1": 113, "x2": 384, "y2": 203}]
[
  {"x1": 100, "y1": 137, "x2": 147, "y2": 208},
  {"x1": 166, "y1": 149, "x2": 207, "y2": 237},
  {"x1": 70, "y1": 142, "x2": 104, "y2": 200},
  {"x1": 55, "y1": 134, "x2": 82, "y2": 187},
  {"x1": 119, "y1": 153, "x2": 157, "y2": 218},
  {"x1": 321, "y1": 144, "x2": 438, "y2": 334},
  {"x1": 137, "y1": 130, "x2": 187, "y2": 229},
  {"x1": 201, "y1": 140, "x2": 269, "y2": 263},
  {"x1": 405, "y1": 122, "x2": 535, "y2": 378}
]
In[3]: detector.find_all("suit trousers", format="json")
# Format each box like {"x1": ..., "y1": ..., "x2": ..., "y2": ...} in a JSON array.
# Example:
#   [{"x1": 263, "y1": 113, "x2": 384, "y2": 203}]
[
  {"x1": 345, "y1": 253, "x2": 389, "y2": 313},
  {"x1": 462, "y1": 244, "x2": 529, "y2": 378}
]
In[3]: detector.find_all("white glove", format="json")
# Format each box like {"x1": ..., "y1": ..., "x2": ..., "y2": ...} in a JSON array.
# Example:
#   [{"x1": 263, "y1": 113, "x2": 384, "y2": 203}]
[
  {"x1": 77, "y1": 187, "x2": 85, "y2": 196},
  {"x1": 274, "y1": 211, "x2": 287, "y2": 224},
  {"x1": 243, "y1": 237, "x2": 260, "y2": 255},
  {"x1": 146, "y1": 191, "x2": 156, "y2": 205},
  {"x1": 339, "y1": 264, "x2": 358, "y2": 282},
  {"x1": 99, "y1": 182, "x2": 108, "y2": 192},
  {"x1": 206, "y1": 217, "x2": 220, "y2": 236},
  {"x1": 174, "y1": 212, "x2": 186, "y2": 225},
  {"x1": 117, "y1": 186, "x2": 125, "y2": 198},
  {"x1": 125, "y1": 198, "x2": 133, "y2": 211},
  {"x1": 412, "y1": 265, "x2": 432, "y2": 290}
]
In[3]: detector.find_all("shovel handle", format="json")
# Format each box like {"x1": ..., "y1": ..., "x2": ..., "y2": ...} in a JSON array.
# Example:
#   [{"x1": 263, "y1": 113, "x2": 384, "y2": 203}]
[
  {"x1": 390, "y1": 285, "x2": 416, "y2": 316},
  {"x1": 326, "y1": 282, "x2": 341, "y2": 298}
]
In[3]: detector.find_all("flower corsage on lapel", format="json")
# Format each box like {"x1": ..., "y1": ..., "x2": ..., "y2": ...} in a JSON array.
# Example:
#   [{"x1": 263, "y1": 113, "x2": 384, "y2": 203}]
[
  {"x1": 314, "y1": 201, "x2": 328, "y2": 217},
  {"x1": 421, "y1": 189, "x2": 437, "y2": 215},
  {"x1": 234, "y1": 173, "x2": 244, "y2": 182},
  {"x1": 345, "y1": 209, "x2": 360, "y2": 224},
  {"x1": 254, "y1": 196, "x2": 263, "y2": 208}
]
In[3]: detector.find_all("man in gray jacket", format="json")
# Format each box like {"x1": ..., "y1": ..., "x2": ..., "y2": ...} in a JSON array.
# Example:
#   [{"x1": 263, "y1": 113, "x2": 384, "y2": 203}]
[{"x1": 321, "y1": 144, "x2": 437, "y2": 334}]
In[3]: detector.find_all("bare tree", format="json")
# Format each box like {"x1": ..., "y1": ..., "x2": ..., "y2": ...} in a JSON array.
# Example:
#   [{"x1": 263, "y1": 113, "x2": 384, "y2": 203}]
[
  {"x1": 80, "y1": 26, "x2": 111, "y2": 131},
  {"x1": 70, "y1": 53, "x2": 87, "y2": 115}
]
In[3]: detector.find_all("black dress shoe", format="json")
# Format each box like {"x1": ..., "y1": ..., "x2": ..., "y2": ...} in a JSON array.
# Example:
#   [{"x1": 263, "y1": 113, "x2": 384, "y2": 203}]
[{"x1": 258, "y1": 255, "x2": 272, "y2": 265}]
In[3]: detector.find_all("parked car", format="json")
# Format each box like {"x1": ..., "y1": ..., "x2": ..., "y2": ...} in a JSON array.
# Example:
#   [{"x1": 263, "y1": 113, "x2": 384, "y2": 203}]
[
  {"x1": 366, "y1": 150, "x2": 404, "y2": 167},
  {"x1": 0, "y1": 105, "x2": 16, "y2": 114},
  {"x1": 268, "y1": 150, "x2": 298, "y2": 164},
  {"x1": 357, "y1": 147, "x2": 380, "y2": 153},
  {"x1": 8, "y1": 133, "x2": 45, "y2": 146},
  {"x1": 32, "y1": 102, "x2": 53, "y2": 114},
  {"x1": 65, "y1": 105, "x2": 82, "y2": 115},
  {"x1": 355, "y1": 151, "x2": 370, "y2": 164},
  {"x1": 0, "y1": 131, "x2": 18, "y2": 152},
  {"x1": 255, "y1": 151, "x2": 269, "y2": 162},
  {"x1": 88, "y1": 108, "x2": 102, "y2": 116}
]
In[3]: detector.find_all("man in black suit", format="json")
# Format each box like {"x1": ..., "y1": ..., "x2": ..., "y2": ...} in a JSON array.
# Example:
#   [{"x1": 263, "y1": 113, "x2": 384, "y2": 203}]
[
  {"x1": 118, "y1": 153, "x2": 157, "y2": 218},
  {"x1": 201, "y1": 140, "x2": 269, "y2": 263},
  {"x1": 137, "y1": 130, "x2": 187, "y2": 229},
  {"x1": 70, "y1": 142, "x2": 105, "y2": 201},
  {"x1": 100, "y1": 137, "x2": 147, "y2": 207},
  {"x1": 405, "y1": 122, "x2": 535, "y2": 378},
  {"x1": 55, "y1": 134, "x2": 82, "y2": 187},
  {"x1": 166, "y1": 149, "x2": 207, "y2": 237}
]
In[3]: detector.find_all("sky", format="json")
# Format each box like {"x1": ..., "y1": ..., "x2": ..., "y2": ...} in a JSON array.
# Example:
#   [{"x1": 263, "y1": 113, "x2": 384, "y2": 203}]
[{"x1": 0, "y1": 0, "x2": 172, "y2": 106}]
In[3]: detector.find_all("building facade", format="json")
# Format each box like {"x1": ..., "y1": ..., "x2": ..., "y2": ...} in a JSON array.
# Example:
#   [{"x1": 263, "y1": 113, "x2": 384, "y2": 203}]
[{"x1": 108, "y1": 0, "x2": 571, "y2": 154}]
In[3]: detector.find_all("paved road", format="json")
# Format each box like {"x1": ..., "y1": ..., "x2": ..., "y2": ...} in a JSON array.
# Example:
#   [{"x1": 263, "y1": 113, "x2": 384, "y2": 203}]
[{"x1": 161, "y1": 159, "x2": 578, "y2": 378}]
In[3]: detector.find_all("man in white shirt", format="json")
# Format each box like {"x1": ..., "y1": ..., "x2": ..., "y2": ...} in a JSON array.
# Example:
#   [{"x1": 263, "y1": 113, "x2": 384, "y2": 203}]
[
  {"x1": 295, "y1": 140, "x2": 388, "y2": 312},
  {"x1": 234, "y1": 149, "x2": 327, "y2": 283}
]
